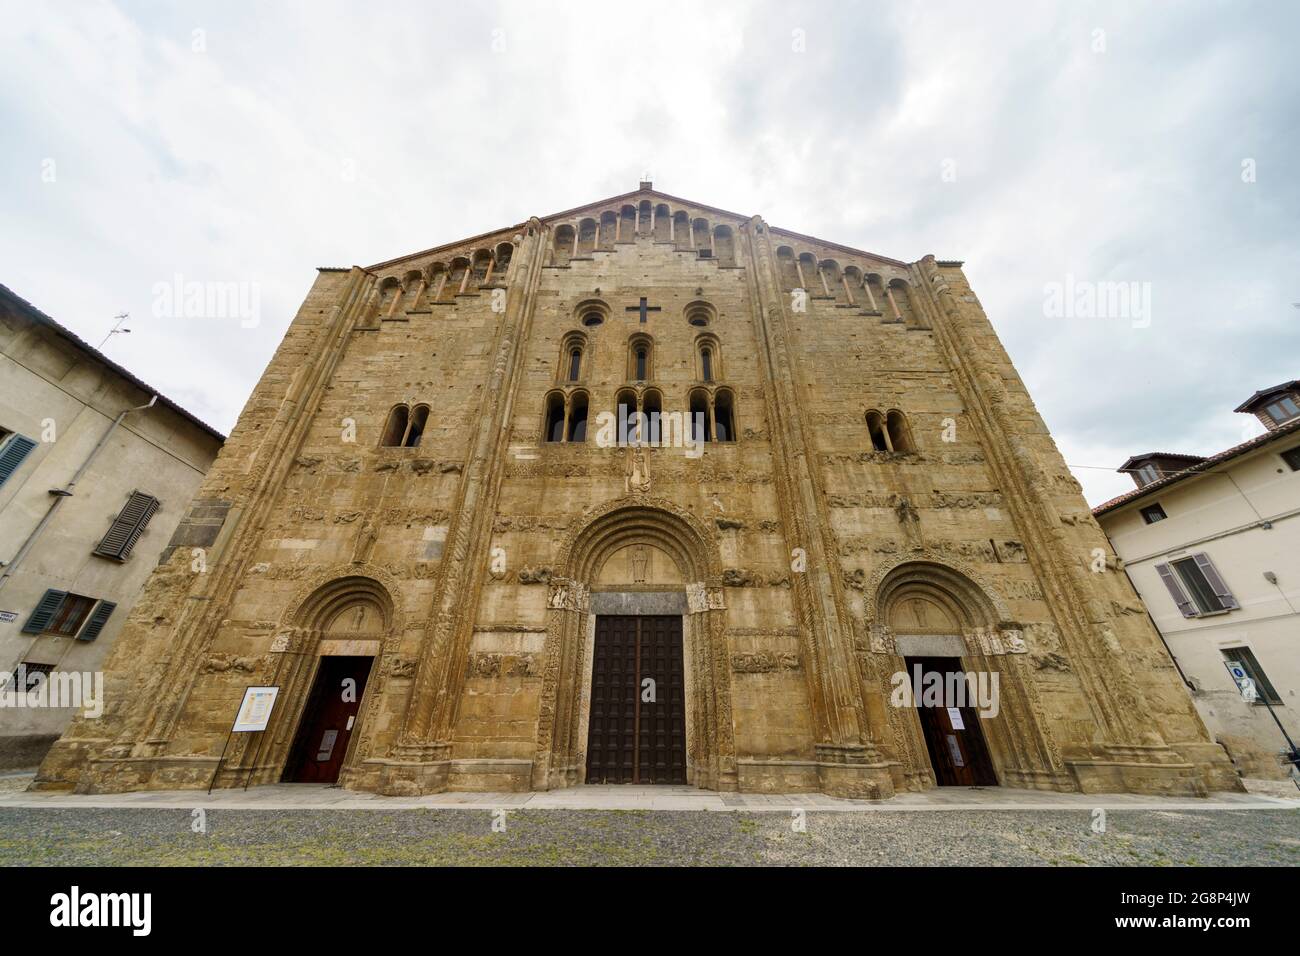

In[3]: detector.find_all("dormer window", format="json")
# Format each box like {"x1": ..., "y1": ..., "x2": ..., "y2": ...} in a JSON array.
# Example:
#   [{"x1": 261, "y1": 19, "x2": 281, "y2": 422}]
[
  {"x1": 1121, "y1": 452, "x2": 1204, "y2": 490},
  {"x1": 1264, "y1": 395, "x2": 1300, "y2": 425},
  {"x1": 1233, "y1": 379, "x2": 1300, "y2": 431}
]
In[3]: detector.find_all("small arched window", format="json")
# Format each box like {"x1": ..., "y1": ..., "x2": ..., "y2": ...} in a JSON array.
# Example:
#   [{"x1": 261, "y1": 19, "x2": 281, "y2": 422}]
[
  {"x1": 471, "y1": 250, "x2": 492, "y2": 285},
  {"x1": 577, "y1": 218, "x2": 598, "y2": 255},
  {"x1": 689, "y1": 390, "x2": 711, "y2": 444},
  {"x1": 582, "y1": 311, "x2": 603, "y2": 327},
  {"x1": 694, "y1": 333, "x2": 721, "y2": 382},
  {"x1": 641, "y1": 390, "x2": 663, "y2": 445},
  {"x1": 380, "y1": 404, "x2": 428, "y2": 447},
  {"x1": 797, "y1": 253, "x2": 818, "y2": 292},
  {"x1": 886, "y1": 410, "x2": 914, "y2": 452},
  {"x1": 544, "y1": 393, "x2": 566, "y2": 443},
  {"x1": 381, "y1": 405, "x2": 409, "y2": 447},
  {"x1": 692, "y1": 218, "x2": 711, "y2": 253},
  {"x1": 866, "y1": 410, "x2": 890, "y2": 451},
  {"x1": 714, "y1": 390, "x2": 736, "y2": 442},
  {"x1": 627, "y1": 335, "x2": 653, "y2": 381},
  {"x1": 429, "y1": 264, "x2": 449, "y2": 302},
  {"x1": 616, "y1": 389, "x2": 639, "y2": 444},
  {"x1": 567, "y1": 392, "x2": 589, "y2": 442},
  {"x1": 494, "y1": 242, "x2": 513, "y2": 277},
  {"x1": 558, "y1": 331, "x2": 588, "y2": 384},
  {"x1": 405, "y1": 405, "x2": 429, "y2": 447}
]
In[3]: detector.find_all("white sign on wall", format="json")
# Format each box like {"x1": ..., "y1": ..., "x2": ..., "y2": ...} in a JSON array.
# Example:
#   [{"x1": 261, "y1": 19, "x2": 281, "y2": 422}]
[
  {"x1": 232, "y1": 686, "x2": 280, "y2": 733},
  {"x1": 1223, "y1": 660, "x2": 1257, "y2": 702}
]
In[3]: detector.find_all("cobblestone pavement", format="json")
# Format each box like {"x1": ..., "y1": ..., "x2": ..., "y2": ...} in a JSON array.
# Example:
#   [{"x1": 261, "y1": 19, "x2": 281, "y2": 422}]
[{"x1": 0, "y1": 805, "x2": 1295, "y2": 866}]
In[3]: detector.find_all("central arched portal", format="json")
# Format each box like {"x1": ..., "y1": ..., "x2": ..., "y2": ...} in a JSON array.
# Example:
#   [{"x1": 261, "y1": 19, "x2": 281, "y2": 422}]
[{"x1": 532, "y1": 498, "x2": 737, "y2": 791}]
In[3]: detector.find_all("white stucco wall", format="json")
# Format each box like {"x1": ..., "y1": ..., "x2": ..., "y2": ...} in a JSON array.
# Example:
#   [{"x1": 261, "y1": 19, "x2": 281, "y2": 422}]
[
  {"x1": 0, "y1": 309, "x2": 222, "y2": 766},
  {"x1": 1099, "y1": 435, "x2": 1300, "y2": 778}
]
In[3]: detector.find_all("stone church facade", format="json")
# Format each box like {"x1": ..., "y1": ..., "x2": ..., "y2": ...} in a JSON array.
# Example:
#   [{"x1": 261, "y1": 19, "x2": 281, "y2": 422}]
[{"x1": 36, "y1": 185, "x2": 1240, "y2": 798}]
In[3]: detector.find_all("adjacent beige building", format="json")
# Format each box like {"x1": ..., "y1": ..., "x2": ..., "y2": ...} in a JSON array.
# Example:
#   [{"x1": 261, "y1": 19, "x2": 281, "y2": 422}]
[
  {"x1": 36, "y1": 185, "x2": 1240, "y2": 798},
  {"x1": 1095, "y1": 381, "x2": 1300, "y2": 780},
  {"x1": 0, "y1": 284, "x2": 223, "y2": 768}
]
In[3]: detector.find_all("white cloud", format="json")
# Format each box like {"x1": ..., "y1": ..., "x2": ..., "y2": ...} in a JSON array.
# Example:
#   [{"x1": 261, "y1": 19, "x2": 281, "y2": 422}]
[{"x1": 1, "y1": 0, "x2": 1296, "y2": 506}]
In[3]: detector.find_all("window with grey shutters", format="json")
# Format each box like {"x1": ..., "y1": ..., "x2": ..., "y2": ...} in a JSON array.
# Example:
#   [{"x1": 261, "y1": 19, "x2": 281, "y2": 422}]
[
  {"x1": 0, "y1": 432, "x2": 37, "y2": 488},
  {"x1": 1155, "y1": 553, "x2": 1239, "y2": 616},
  {"x1": 19, "y1": 590, "x2": 114, "y2": 640},
  {"x1": 76, "y1": 600, "x2": 116, "y2": 642},
  {"x1": 92, "y1": 491, "x2": 160, "y2": 561},
  {"x1": 21, "y1": 589, "x2": 68, "y2": 633}
]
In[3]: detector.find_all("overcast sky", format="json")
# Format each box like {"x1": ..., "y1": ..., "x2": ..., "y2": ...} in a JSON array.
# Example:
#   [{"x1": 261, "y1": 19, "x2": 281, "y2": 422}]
[{"x1": 2, "y1": 0, "x2": 1296, "y2": 505}]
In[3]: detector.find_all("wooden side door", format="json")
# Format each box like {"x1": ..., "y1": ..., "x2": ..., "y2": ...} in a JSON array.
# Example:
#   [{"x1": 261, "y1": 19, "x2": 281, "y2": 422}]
[
  {"x1": 907, "y1": 655, "x2": 998, "y2": 787},
  {"x1": 283, "y1": 655, "x2": 374, "y2": 784}
]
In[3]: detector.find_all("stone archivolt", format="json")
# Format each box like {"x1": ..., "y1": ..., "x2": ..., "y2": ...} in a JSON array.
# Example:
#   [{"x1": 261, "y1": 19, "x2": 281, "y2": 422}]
[{"x1": 32, "y1": 186, "x2": 1239, "y2": 799}]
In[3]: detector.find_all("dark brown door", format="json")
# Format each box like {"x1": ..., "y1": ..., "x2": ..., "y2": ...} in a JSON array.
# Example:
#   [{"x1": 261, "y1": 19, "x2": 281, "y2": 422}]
[
  {"x1": 906, "y1": 655, "x2": 998, "y2": 787},
  {"x1": 282, "y1": 655, "x2": 374, "y2": 784},
  {"x1": 586, "y1": 615, "x2": 686, "y2": 784}
]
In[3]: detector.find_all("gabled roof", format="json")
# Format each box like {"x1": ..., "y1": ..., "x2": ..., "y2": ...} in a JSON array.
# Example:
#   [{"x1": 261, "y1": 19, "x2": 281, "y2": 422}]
[
  {"x1": 1233, "y1": 380, "x2": 1300, "y2": 413},
  {"x1": 1093, "y1": 416, "x2": 1300, "y2": 516},
  {"x1": 364, "y1": 184, "x2": 913, "y2": 273},
  {"x1": 0, "y1": 283, "x2": 225, "y2": 442}
]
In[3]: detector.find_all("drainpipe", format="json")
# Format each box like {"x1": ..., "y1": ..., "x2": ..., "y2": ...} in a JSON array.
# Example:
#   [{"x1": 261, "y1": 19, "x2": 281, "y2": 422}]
[{"x1": 0, "y1": 395, "x2": 158, "y2": 596}]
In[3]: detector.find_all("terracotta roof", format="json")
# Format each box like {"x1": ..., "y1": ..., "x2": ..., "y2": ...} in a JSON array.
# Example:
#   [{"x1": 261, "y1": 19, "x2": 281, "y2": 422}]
[
  {"x1": 1093, "y1": 416, "x2": 1300, "y2": 516},
  {"x1": 0, "y1": 283, "x2": 226, "y2": 442},
  {"x1": 1233, "y1": 379, "x2": 1300, "y2": 413}
]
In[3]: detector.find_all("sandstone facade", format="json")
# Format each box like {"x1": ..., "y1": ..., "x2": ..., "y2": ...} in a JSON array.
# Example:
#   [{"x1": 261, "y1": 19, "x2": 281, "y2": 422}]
[{"x1": 35, "y1": 186, "x2": 1241, "y2": 798}]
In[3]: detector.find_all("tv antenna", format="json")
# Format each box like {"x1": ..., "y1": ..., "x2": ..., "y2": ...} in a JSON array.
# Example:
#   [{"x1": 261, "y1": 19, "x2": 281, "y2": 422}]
[{"x1": 98, "y1": 313, "x2": 131, "y2": 350}]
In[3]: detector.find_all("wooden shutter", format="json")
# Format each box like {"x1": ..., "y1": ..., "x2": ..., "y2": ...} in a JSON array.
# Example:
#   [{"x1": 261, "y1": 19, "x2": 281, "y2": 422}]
[
  {"x1": 76, "y1": 600, "x2": 117, "y2": 642},
  {"x1": 1155, "y1": 563, "x2": 1197, "y2": 617},
  {"x1": 1193, "y1": 553, "x2": 1239, "y2": 610},
  {"x1": 92, "y1": 491, "x2": 161, "y2": 561},
  {"x1": 21, "y1": 589, "x2": 68, "y2": 634},
  {"x1": 0, "y1": 434, "x2": 37, "y2": 488}
]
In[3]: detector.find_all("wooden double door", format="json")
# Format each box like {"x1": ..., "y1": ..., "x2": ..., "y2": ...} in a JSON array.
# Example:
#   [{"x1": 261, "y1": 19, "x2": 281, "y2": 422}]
[
  {"x1": 585, "y1": 615, "x2": 687, "y2": 785},
  {"x1": 907, "y1": 655, "x2": 998, "y2": 787}
]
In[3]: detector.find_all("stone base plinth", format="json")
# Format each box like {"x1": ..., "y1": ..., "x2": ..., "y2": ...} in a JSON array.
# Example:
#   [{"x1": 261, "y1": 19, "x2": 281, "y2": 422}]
[
  {"x1": 814, "y1": 743, "x2": 895, "y2": 800},
  {"x1": 1066, "y1": 744, "x2": 1215, "y2": 796}
]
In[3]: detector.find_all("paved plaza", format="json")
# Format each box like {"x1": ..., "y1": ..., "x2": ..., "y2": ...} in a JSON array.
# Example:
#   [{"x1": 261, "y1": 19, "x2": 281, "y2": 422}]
[{"x1": 1, "y1": 773, "x2": 1294, "y2": 866}]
